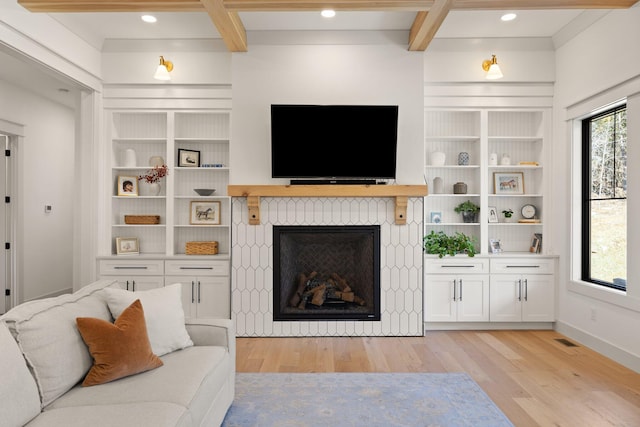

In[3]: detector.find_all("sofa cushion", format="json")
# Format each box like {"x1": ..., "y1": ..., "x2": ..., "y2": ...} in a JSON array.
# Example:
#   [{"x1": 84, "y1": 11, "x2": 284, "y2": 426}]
[
  {"x1": 0, "y1": 279, "x2": 119, "y2": 407},
  {"x1": 104, "y1": 283, "x2": 193, "y2": 356},
  {"x1": 0, "y1": 321, "x2": 41, "y2": 427},
  {"x1": 77, "y1": 299, "x2": 163, "y2": 386}
]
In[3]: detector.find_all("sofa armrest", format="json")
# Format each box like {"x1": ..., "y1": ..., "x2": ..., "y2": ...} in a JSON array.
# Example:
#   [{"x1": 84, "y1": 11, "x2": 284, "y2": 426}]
[{"x1": 185, "y1": 318, "x2": 235, "y2": 363}]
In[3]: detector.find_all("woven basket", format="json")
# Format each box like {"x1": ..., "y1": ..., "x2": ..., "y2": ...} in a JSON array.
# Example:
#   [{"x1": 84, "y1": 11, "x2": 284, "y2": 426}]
[
  {"x1": 186, "y1": 241, "x2": 219, "y2": 255},
  {"x1": 124, "y1": 215, "x2": 160, "y2": 225}
]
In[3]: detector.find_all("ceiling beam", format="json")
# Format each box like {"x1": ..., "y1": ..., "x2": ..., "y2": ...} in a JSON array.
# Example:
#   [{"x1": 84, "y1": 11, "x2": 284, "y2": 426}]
[
  {"x1": 408, "y1": 0, "x2": 453, "y2": 52},
  {"x1": 201, "y1": 0, "x2": 248, "y2": 52}
]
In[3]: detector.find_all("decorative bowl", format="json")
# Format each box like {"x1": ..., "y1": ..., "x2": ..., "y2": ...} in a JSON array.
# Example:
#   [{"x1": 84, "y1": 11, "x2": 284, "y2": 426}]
[{"x1": 194, "y1": 189, "x2": 215, "y2": 196}]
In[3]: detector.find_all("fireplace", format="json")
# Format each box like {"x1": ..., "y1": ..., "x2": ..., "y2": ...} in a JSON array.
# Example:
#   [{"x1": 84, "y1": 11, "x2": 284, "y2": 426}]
[{"x1": 273, "y1": 225, "x2": 381, "y2": 321}]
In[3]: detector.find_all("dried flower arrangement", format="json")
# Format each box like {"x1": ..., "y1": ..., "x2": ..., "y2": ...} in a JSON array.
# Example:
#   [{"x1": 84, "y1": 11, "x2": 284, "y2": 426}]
[{"x1": 138, "y1": 164, "x2": 169, "y2": 183}]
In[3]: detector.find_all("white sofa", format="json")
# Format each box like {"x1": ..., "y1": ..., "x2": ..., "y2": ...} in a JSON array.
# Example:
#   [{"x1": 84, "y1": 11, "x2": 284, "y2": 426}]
[{"x1": 0, "y1": 279, "x2": 235, "y2": 427}]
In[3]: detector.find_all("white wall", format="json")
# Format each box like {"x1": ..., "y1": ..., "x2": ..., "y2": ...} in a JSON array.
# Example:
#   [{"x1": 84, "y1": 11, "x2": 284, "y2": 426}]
[
  {"x1": 553, "y1": 7, "x2": 640, "y2": 371},
  {"x1": 230, "y1": 43, "x2": 425, "y2": 185},
  {"x1": 0, "y1": 79, "x2": 76, "y2": 301}
]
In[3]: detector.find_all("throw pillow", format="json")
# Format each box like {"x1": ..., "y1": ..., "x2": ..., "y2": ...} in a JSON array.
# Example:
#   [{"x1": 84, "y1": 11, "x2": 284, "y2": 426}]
[
  {"x1": 76, "y1": 299, "x2": 163, "y2": 386},
  {"x1": 104, "y1": 283, "x2": 193, "y2": 356}
]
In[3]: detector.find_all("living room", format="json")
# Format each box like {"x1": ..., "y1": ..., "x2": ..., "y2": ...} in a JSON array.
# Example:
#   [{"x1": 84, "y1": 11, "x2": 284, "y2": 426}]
[{"x1": 1, "y1": 0, "x2": 639, "y2": 384}]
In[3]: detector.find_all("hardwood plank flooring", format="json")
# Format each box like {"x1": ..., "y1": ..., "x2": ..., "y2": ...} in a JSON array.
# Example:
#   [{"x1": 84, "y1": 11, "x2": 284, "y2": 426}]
[{"x1": 235, "y1": 330, "x2": 640, "y2": 426}]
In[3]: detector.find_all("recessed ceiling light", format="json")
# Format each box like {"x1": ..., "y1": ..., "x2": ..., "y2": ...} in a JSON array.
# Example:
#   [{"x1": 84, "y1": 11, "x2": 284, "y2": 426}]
[
  {"x1": 501, "y1": 13, "x2": 517, "y2": 22},
  {"x1": 141, "y1": 15, "x2": 157, "y2": 23},
  {"x1": 321, "y1": 9, "x2": 336, "y2": 18}
]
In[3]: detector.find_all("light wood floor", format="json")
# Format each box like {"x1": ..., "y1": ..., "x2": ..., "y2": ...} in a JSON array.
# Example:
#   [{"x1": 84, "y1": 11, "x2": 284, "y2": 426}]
[{"x1": 236, "y1": 330, "x2": 640, "y2": 426}]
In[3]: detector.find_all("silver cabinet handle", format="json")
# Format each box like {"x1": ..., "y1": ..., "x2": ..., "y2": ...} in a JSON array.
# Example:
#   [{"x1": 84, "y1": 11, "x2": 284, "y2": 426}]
[
  {"x1": 452, "y1": 279, "x2": 457, "y2": 301},
  {"x1": 524, "y1": 279, "x2": 528, "y2": 301},
  {"x1": 180, "y1": 267, "x2": 213, "y2": 270},
  {"x1": 459, "y1": 279, "x2": 463, "y2": 301},
  {"x1": 114, "y1": 266, "x2": 148, "y2": 270},
  {"x1": 517, "y1": 279, "x2": 522, "y2": 301},
  {"x1": 191, "y1": 281, "x2": 195, "y2": 303},
  {"x1": 506, "y1": 265, "x2": 540, "y2": 268},
  {"x1": 442, "y1": 265, "x2": 475, "y2": 268},
  {"x1": 197, "y1": 281, "x2": 201, "y2": 303}
]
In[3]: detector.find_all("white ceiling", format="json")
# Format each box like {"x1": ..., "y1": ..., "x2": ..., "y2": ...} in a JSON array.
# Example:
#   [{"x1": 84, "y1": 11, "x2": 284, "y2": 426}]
[{"x1": 0, "y1": 7, "x2": 610, "y2": 108}]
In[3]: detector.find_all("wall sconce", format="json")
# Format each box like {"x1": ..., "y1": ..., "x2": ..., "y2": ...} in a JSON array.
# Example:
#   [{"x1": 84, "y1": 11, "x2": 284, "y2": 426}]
[
  {"x1": 482, "y1": 54, "x2": 503, "y2": 80},
  {"x1": 154, "y1": 56, "x2": 173, "y2": 81}
]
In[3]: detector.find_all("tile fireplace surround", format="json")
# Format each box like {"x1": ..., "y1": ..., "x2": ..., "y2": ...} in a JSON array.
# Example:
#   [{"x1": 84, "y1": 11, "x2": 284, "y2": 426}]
[{"x1": 229, "y1": 186, "x2": 425, "y2": 337}]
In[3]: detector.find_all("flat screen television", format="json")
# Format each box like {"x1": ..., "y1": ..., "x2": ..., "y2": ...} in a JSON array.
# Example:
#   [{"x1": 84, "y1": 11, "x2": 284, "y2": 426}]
[{"x1": 271, "y1": 104, "x2": 398, "y2": 180}]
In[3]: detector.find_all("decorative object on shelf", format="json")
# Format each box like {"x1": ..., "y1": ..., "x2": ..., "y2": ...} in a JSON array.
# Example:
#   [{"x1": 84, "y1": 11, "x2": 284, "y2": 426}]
[
  {"x1": 457, "y1": 152, "x2": 469, "y2": 165},
  {"x1": 123, "y1": 149, "x2": 137, "y2": 167},
  {"x1": 530, "y1": 233, "x2": 542, "y2": 253},
  {"x1": 149, "y1": 156, "x2": 165, "y2": 167},
  {"x1": 190, "y1": 201, "x2": 221, "y2": 225},
  {"x1": 489, "y1": 238, "x2": 503, "y2": 254},
  {"x1": 500, "y1": 153, "x2": 511, "y2": 165},
  {"x1": 115, "y1": 237, "x2": 139, "y2": 255},
  {"x1": 493, "y1": 172, "x2": 524, "y2": 195},
  {"x1": 518, "y1": 161, "x2": 539, "y2": 166},
  {"x1": 138, "y1": 164, "x2": 168, "y2": 196},
  {"x1": 502, "y1": 209, "x2": 514, "y2": 222},
  {"x1": 481, "y1": 54, "x2": 503, "y2": 80},
  {"x1": 454, "y1": 200, "x2": 480, "y2": 223},
  {"x1": 124, "y1": 215, "x2": 160, "y2": 225},
  {"x1": 423, "y1": 230, "x2": 477, "y2": 258},
  {"x1": 194, "y1": 188, "x2": 216, "y2": 196},
  {"x1": 432, "y1": 177, "x2": 443, "y2": 194},
  {"x1": 453, "y1": 182, "x2": 468, "y2": 194},
  {"x1": 521, "y1": 204, "x2": 537, "y2": 219},
  {"x1": 178, "y1": 149, "x2": 200, "y2": 167},
  {"x1": 117, "y1": 175, "x2": 138, "y2": 196},
  {"x1": 488, "y1": 206, "x2": 498, "y2": 223},
  {"x1": 430, "y1": 151, "x2": 445, "y2": 166},
  {"x1": 430, "y1": 211, "x2": 442, "y2": 224},
  {"x1": 489, "y1": 152, "x2": 498, "y2": 166},
  {"x1": 185, "y1": 241, "x2": 219, "y2": 255},
  {"x1": 153, "y1": 55, "x2": 173, "y2": 81}
]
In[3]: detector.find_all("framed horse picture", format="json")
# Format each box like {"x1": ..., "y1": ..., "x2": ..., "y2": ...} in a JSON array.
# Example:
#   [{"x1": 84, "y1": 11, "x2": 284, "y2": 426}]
[
  {"x1": 190, "y1": 200, "x2": 221, "y2": 225},
  {"x1": 493, "y1": 172, "x2": 524, "y2": 195}
]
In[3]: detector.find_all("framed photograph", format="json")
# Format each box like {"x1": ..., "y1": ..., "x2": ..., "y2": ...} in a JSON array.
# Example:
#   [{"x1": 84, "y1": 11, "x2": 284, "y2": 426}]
[
  {"x1": 430, "y1": 211, "x2": 442, "y2": 224},
  {"x1": 530, "y1": 233, "x2": 542, "y2": 253},
  {"x1": 117, "y1": 175, "x2": 138, "y2": 196},
  {"x1": 115, "y1": 237, "x2": 139, "y2": 255},
  {"x1": 178, "y1": 149, "x2": 200, "y2": 167},
  {"x1": 190, "y1": 201, "x2": 221, "y2": 225},
  {"x1": 489, "y1": 238, "x2": 503, "y2": 254},
  {"x1": 488, "y1": 206, "x2": 499, "y2": 223},
  {"x1": 493, "y1": 172, "x2": 524, "y2": 195}
]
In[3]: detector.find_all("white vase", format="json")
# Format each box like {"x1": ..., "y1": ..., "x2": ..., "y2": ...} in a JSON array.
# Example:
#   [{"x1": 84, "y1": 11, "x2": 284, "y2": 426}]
[
  {"x1": 430, "y1": 151, "x2": 446, "y2": 166},
  {"x1": 149, "y1": 156, "x2": 165, "y2": 167},
  {"x1": 148, "y1": 183, "x2": 161, "y2": 196},
  {"x1": 489, "y1": 153, "x2": 498, "y2": 165},
  {"x1": 124, "y1": 149, "x2": 137, "y2": 167},
  {"x1": 433, "y1": 177, "x2": 443, "y2": 194},
  {"x1": 500, "y1": 154, "x2": 511, "y2": 165}
]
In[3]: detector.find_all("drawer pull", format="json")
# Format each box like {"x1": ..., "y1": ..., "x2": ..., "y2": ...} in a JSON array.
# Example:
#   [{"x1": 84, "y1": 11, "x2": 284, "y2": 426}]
[
  {"x1": 441, "y1": 265, "x2": 475, "y2": 268},
  {"x1": 114, "y1": 266, "x2": 148, "y2": 270},
  {"x1": 179, "y1": 267, "x2": 214, "y2": 270},
  {"x1": 506, "y1": 265, "x2": 540, "y2": 268}
]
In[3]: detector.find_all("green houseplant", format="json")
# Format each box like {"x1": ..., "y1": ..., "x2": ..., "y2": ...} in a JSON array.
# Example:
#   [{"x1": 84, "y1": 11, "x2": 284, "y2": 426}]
[
  {"x1": 423, "y1": 231, "x2": 477, "y2": 258},
  {"x1": 454, "y1": 200, "x2": 480, "y2": 223}
]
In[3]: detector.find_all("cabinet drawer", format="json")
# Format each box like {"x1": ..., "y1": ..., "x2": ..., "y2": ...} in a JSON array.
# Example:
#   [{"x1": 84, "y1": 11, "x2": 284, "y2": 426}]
[
  {"x1": 98, "y1": 259, "x2": 164, "y2": 276},
  {"x1": 165, "y1": 260, "x2": 229, "y2": 276},
  {"x1": 490, "y1": 258, "x2": 555, "y2": 274},
  {"x1": 425, "y1": 257, "x2": 489, "y2": 274}
]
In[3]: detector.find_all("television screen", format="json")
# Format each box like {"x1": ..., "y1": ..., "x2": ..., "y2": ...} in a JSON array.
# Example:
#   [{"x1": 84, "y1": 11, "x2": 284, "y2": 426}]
[{"x1": 271, "y1": 104, "x2": 398, "y2": 179}]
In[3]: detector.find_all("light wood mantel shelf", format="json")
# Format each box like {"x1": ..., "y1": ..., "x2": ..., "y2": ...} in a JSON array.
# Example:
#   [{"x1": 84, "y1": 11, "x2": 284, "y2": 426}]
[{"x1": 227, "y1": 184, "x2": 428, "y2": 225}]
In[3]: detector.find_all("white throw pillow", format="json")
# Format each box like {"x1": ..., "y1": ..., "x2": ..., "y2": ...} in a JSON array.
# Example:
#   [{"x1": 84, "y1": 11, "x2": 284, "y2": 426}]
[{"x1": 104, "y1": 283, "x2": 193, "y2": 356}]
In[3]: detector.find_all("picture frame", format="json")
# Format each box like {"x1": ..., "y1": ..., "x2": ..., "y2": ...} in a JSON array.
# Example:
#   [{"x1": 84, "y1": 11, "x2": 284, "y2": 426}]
[
  {"x1": 489, "y1": 238, "x2": 503, "y2": 254},
  {"x1": 117, "y1": 175, "x2": 138, "y2": 196},
  {"x1": 190, "y1": 201, "x2": 221, "y2": 225},
  {"x1": 493, "y1": 172, "x2": 524, "y2": 195},
  {"x1": 530, "y1": 233, "x2": 542, "y2": 253},
  {"x1": 178, "y1": 149, "x2": 200, "y2": 167},
  {"x1": 430, "y1": 211, "x2": 442, "y2": 224},
  {"x1": 115, "y1": 237, "x2": 139, "y2": 255},
  {"x1": 488, "y1": 206, "x2": 499, "y2": 223}
]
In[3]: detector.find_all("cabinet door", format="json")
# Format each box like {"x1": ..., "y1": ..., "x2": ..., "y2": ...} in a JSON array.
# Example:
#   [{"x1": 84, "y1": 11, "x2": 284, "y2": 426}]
[
  {"x1": 521, "y1": 275, "x2": 555, "y2": 321},
  {"x1": 457, "y1": 276, "x2": 489, "y2": 322},
  {"x1": 196, "y1": 276, "x2": 230, "y2": 319},
  {"x1": 424, "y1": 275, "x2": 457, "y2": 322},
  {"x1": 489, "y1": 275, "x2": 523, "y2": 322},
  {"x1": 100, "y1": 276, "x2": 164, "y2": 292}
]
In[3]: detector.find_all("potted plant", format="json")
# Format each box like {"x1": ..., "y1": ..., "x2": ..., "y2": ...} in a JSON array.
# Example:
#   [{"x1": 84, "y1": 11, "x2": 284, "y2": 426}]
[
  {"x1": 454, "y1": 200, "x2": 480, "y2": 223},
  {"x1": 502, "y1": 208, "x2": 514, "y2": 222},
  {"x1": 423, "y1": 231, "x2": 477, "y2": 258}
]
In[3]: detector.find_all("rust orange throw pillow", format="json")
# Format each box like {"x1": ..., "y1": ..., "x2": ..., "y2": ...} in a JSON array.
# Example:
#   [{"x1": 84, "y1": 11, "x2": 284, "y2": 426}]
[{"x1": 76, "y1": 299, "x2": 163, "y2": 386}]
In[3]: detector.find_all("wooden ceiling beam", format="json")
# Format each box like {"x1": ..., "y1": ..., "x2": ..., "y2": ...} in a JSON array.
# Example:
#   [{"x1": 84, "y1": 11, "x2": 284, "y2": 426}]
[
  {"x1": 201, "y1": 0, "x2": 248, "y2": 52},
  {"x1": 408, "y1": 0, "x2": 453, "y2": 52}
]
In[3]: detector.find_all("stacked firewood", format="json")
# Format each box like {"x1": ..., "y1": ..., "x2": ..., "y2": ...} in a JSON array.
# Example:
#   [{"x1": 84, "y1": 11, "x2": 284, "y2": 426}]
[{"x1": 289, "y1": 271, "x2": 366, "y2": 309}]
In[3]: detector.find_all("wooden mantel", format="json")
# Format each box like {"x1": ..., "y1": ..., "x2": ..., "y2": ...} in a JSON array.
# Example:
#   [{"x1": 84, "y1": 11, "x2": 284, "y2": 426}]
[{"x1": 227, "y1": 184, "x2": 428, "y2": 225}]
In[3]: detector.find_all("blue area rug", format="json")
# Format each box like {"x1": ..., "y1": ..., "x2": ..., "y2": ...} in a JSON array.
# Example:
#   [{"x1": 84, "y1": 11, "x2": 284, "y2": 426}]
[{"x1": 222, "y1": 373, "x2": 513, "y2": 427}]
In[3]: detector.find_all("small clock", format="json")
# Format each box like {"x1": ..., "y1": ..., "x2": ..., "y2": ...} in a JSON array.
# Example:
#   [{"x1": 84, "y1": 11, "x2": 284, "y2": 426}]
[{"x1": 521, "y1": 204, "x2": 536, "y2": 219}]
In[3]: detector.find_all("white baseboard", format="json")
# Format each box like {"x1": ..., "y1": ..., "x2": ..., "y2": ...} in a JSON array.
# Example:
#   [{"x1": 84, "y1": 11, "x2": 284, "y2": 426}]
[
  {"x1": 555, "y1": 321, "x2": 640, "y2": 374},
  {"x1": 424, "y1": 322, "x2": 554, "y2": 331}
]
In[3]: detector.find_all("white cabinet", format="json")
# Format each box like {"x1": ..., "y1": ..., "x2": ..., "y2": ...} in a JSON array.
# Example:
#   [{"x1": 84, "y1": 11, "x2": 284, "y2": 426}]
[
  {"x1": 97, "y1": 259, "x2": 164, "y2": 292},
  {"x1": 489, "y1": 257, "x2": 555, "y2": 322},
  {"x1": 424, "y1": 257, "x2": 489, "y2": 322},
  {"x1": 165, "y1": 260, "x2": 230, "y2": 319}
]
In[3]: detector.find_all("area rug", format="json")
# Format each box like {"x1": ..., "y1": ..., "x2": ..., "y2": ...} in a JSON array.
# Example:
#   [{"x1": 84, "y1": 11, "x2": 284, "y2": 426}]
[{"x1": 221, "y1": 373, "x2": 513, "y2": 427}]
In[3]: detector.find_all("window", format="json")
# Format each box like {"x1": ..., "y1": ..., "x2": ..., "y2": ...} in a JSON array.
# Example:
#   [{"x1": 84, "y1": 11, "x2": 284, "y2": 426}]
[{"x1": 581, "y1": 104, "x2": 627, "y2": 290}]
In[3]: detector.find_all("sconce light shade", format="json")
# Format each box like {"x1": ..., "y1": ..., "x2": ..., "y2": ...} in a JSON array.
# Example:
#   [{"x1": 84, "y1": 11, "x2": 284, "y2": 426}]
[
  {"x1": 154, "y1": 56, "x2": 173, "y2": 81},
  {"x1": 482, "y1": 54, "x2": 503, "y2": 80}
]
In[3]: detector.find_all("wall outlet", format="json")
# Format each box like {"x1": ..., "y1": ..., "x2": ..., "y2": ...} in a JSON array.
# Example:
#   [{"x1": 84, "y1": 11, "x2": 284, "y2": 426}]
[{"x1": 44, "y1": 205, "x2": 52, "y2": 213}]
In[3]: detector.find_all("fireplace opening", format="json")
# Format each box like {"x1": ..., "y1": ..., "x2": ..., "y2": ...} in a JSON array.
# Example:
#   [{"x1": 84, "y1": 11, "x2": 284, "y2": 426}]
[{"x1": 273, "y1": 225, "x2": 381, "y2": 321}]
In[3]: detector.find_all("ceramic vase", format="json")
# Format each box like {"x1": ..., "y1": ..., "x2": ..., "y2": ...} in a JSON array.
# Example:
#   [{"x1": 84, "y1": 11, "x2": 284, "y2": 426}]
[
  {"x1": 124, "y1": 149, "x2": 137, "y2": 167},
  {"x1": 489, "y1": 153, "x2": 498, "y2": 165},
  {"x1": 458, "y1": 152, "x2": 469, "y2": 165},
  {"x1": 433, "y1": 177, "x2": 444, "y2": 194},
  {"x1": 148, "y1": 183, "x2": 161, "y2": 196},
  {"x1": 453, "y1": 182, "x2": 467, "y2": 194},
  {"x1": 149, "y1": 156, "x2": 165, "y2": 167},
  {"x1": 500, "y1": 154, "x2": 511, "y2": 165},
  {"x1": 430, "y1": 151, "x2": 446, "y2": 166}
]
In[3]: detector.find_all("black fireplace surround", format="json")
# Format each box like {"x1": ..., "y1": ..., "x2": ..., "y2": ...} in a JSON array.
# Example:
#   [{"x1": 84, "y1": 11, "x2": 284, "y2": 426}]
[{"x1": 273, "y1": 225, "x2": 381, "y2": 321}]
